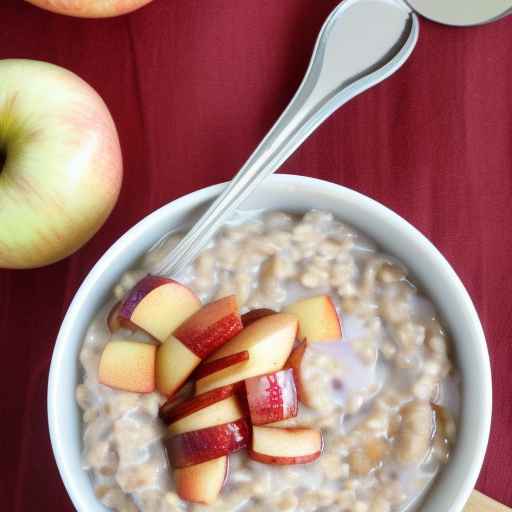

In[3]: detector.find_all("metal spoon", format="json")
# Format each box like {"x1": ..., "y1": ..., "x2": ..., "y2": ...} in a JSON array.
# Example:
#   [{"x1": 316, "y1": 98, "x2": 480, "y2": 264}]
[
  {"x1": 406, "y1": 0, "x2": 512, "y2": 26},
  {"x1": 155, "y1": 0, "x2": 419, "y2": 277}
]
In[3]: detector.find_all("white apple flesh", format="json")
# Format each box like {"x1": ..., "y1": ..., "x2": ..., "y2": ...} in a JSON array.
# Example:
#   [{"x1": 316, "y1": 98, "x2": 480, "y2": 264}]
[
  {"x1": 0, "y1": 59, "x2": 122, "y2": 269},
  {"x1": 25, "y1": 0, "x2": 154, "y2": 18},
  {"x1": 174, "y1": 456, "x2": 228, "y2": 505},
  {"x1": 249, "y1": 426, "x2": 323, "y2": 465},
  {"x1": 195, "y1": 313, "x2": 297, "y2": 395},
  {"x1": 168, "y1": 395, "x2": 244, "y2": 437}
]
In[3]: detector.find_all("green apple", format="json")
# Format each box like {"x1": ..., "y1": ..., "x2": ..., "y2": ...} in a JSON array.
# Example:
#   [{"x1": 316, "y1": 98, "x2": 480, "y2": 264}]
[
  {"x1": 0, "y1": 59, "x2": 122, "y2": 268},
  {"x1": 25, "y1": 0, "x2": 154, "y2": 17}
]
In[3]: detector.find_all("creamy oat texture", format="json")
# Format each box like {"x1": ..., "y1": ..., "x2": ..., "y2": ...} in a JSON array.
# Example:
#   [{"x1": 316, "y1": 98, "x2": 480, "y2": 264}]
[{"x1": 77, "y1": 210, "x2": 459, "y2": 512}]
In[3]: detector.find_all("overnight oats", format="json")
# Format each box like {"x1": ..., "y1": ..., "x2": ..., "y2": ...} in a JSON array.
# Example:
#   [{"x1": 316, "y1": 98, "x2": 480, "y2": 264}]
[{"x1": 76, "y1": 210, "x2": 459, "y2": 512}]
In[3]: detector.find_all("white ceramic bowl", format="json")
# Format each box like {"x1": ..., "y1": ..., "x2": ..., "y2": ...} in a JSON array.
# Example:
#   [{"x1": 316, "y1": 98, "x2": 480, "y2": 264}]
[{"x1": 48, "y1": 174, "x2": 492, "y2": 512}]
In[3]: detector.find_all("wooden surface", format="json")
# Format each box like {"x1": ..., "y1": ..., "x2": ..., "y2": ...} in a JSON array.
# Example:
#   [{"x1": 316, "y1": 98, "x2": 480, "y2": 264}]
[{"x1": 466, "y1": 491, "x2": 511, "y2": 512}]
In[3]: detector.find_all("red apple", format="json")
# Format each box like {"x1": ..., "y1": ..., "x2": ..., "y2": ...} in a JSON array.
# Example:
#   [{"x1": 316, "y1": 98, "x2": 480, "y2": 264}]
[
  {"x1": 165, "y1": 418, "x2": 250, "y2": 468},
  {"x1": 160, "y1": 385, "x2": 237, "y2": 425},
  {"x1": 249, "y1": 426, "x2": 323, "y2": 465},
  {"x1": 120, "y1": 276, "x2": 201, "y2": 342},
  {"x1": 25, "y1": 0, "x2": 154, "y2": 18},
  {"x1": 284, "y1": 295, "x2": 342, "y2": 342},
  {"x1": 174, "y1": 295, "x2": 243, "y2": 358},
  {"x1": 241, "y1": 308, "x2": 277, "y2": 327},
  {"x1": 245, "y1": 369, "x2": 298, "y2": 426},
  {"x1": 98, "y1": 340, "x2": 156, "y2": 393},
  {"x1": 193, "y1": 351, "x2": 250, "y2": 381},
  {"x1": 174, "y1": 456, "x2": 228, "y2": 505},
  {"x1": 0, "y1": 59, "x2": 122, "y2": 269},
  {"x1": 195, "y1": 313, "x2": 297, "y2": 394}
]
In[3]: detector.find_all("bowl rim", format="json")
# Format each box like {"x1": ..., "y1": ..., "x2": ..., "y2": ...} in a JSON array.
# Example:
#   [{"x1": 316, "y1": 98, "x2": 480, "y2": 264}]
[{"x1": 48, "y1": 174, "x2": 492, "y2": 512}]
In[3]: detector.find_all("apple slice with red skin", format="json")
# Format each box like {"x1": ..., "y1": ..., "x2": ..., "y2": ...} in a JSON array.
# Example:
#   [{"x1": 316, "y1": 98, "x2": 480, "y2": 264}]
[
  {"x1": 245, "y1": 369, "x2": 298, "y2": 426},
  {"x1": 284, "y1": 340, "x2": 312, "y2": 405},
  {"x1": 158, "y1": 381, "x2": 195, "y2": 423},
  {"x1": 195, "y1": 313, "x2": 297, "y2": 394},
  {"x1": 168, "y1": 394, "x2": 244, "y2": 437},
  {"x1": 241, "y1": 308, "x2": 276, "y2": 327},
  {"x1": 107, "y1": 301, "x2": 123, "y2": 332},
  {"x1": 157, "y1": 297, "x2": 243, "y2": 396},
  {"x1": 120, "y1": 276, "x2": 201, "y2": 342},
  {"x1": 156, "y1": 335, "x2": 202, "y2": 397},
  {"x1": 174, "y1": 456, "x2": 228, "y2": 505},
  {"x1": 193, "y1": 351, "x2": 249, "y2": 381},
  {"x1": 99, "y1": 340, "x2": 156, "y2": 393},
  {"x1": 174, "y1": 295, "x2": 243, "y2": 358},
  {"x1": 284, "y1": 295, "x2": 342, "y2": 342},
  {"x1": 165, "y1": 418, "x2": 250, "y2": 468},
  {"x1": 249, "y1": 426, "x2": 323, "y2": 465},
  {"x1": 160, "y1": 384, "x2": 241, "y2": 424},
  {"x1": 106, "y1": 301, "x2": 139, "y2": 333}
]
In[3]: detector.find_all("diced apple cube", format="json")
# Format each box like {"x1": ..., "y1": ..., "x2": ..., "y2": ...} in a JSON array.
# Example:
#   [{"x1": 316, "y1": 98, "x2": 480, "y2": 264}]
[
  {"x1": 241, "y1": 308, "x2": 276, "y2": 327},
  {"x1": 165, "y1": 418, "x2": 250, "y2": 468},
  {"x1": 249, "y1": 426, "x2": 323, "y2": 465},
  {"x1": 174, "y1": 295, "x2": 243, "y2": 358},
  {"x1": 284, "y1": 340, "x2": 312, "y2": 405},
  {"x1": 119, "y1": 276, "x2": 201, "y2": 342},
  {"x1": 160, "y1": 384, "x2": 237, "y2": 425},
  {"x1": 156, "y1": 335, "x2": 201, "y2": 397},
  {"x1": 174, "y1": 456, "x2": 228, "y2": 504},
  {"x1": 99, "y1": 340, "x2": 156, "y2": 393},
  {"x1": 195, "y1": 313, "x2": 297, "y2": 395},
  {"x1": 168, "y1": 395, "x2": 244, "y2": 436},
  {"x1": 193, "y1": 351, "x2": 250, "y2": 380},
  {"x1": 245, "y1": 369, "x2": 298, "y2": 425},
  {"x1": 284, "y1": 295, "x2": 342, "y2": 342}
]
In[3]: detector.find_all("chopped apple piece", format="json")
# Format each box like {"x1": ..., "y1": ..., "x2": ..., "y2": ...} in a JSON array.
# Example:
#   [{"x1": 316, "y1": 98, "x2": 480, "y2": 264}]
[
  {"x1": 168, "y1": 395, "x2": 244, "y2": 436},
  {"x1": 106, "y1": 301, "x2": 124, "y2": 332},
  {"x1": 160, "y1": 385, "x2": 237, "y2": 424},
  {"x1": 284, "y1": 340, "x2": 313, "y2": 406},
  {"x1": 156, "y1": 336, "x2": 201, "y2": 397},
  {"x1": 195, "y1": 314, "x2": 297, "y2": 394},
  {"x1": 249, "y1": 426, "x2": 323, "y2": 465},
  {"x1": 159, "y1": 382, "x2": 195, "y2": 422},
  {"x1": 99, "y1": 340, "x2": 156, "y2": 393},
  {"x1": 194, "y1": 351, "x2": 250, "y2": 380},
  {"x1": 245, "y1": 369, "x2": 298, "y2": 425},
  {"x1": 241, "y1": 308, "x2": 276, "y2": 327},
  {"x1": 174, "y1": 295, "x2": 243, "y2": 358},
  {"x1": 165, "y1": 418, "x2": 250, "y2": 468},
  {"x1": 174, "y1": 456, "x2": 228, "y2": 505},
  {"x1": 119, "y1": 275, "x2": 201, "y2": 342},
  {"x1": 284, "y1": 295, "x2": 342, "y2": 342}
]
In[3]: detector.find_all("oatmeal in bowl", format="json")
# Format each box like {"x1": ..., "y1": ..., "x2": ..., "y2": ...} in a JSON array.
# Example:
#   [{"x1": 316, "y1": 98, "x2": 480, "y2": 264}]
[
  {"x1": 48, "y1": 176, "x2": 491, "y2": 512},
  {"x1": 77, "y1": 208, "x2": 460, "y2": 512}
]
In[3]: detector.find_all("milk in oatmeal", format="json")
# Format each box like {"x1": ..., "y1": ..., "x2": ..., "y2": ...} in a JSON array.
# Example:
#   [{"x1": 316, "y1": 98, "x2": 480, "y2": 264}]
[{"x1": 76, "y1": 210, "x2": 459, "y2": 512}]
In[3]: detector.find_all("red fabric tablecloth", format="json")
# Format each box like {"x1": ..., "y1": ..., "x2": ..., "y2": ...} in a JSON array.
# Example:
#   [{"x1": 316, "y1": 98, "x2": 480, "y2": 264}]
[{"x1": 0, "y1": 1, "x2": 511, "y2": 510}]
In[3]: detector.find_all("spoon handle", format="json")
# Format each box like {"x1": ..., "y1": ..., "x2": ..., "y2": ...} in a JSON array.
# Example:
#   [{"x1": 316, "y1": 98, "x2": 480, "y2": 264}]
[
  {"x1": 466, "y1": 491, "x2": 511, "y2": 511},
  {"x1": 155, "y1": 0, "x2": 418, "y2": 277}
]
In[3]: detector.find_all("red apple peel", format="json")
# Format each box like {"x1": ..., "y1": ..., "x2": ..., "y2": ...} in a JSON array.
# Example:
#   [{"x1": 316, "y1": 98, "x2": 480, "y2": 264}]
[
  {"x1": 245, "y1": 369, "x2": 298, "y2": 425},
  {"x1": 165, "y1": 418, "x2": 250, "y2": 468}
]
